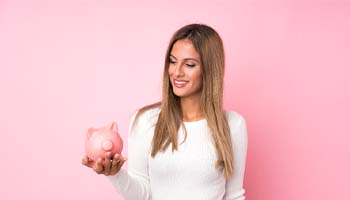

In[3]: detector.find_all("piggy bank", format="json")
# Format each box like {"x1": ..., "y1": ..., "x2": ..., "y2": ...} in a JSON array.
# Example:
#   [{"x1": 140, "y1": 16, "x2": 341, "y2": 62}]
[{"x1": 85, "y1": 122, "x2": 123, "y2": 161}]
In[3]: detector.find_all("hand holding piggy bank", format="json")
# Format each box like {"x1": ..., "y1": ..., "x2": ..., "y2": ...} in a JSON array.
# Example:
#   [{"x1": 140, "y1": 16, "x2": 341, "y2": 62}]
[{"x1": 85, "y1": 122, "x2": 123, "y2": 161}]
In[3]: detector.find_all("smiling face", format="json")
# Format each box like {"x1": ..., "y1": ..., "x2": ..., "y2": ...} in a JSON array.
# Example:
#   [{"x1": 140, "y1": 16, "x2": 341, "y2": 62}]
[{"x1": 168, "y1": 39, "x2": 203, "y2": 98}]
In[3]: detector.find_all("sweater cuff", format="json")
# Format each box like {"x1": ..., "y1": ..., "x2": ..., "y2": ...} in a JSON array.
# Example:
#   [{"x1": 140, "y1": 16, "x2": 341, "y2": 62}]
[{"x1": 106, "y1": 168, "x2": 130, "y2": 191}]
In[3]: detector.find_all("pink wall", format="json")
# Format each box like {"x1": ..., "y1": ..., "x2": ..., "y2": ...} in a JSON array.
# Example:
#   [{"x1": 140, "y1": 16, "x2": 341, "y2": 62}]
[{"x1": 1, "y1": 0, "x2": 349, "y2": 199}]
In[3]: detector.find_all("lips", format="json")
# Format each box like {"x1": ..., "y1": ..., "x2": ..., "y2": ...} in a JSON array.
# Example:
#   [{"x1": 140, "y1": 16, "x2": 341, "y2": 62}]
[{"x1": 173, "y1": 79, "x2": 189, "y2": 88}]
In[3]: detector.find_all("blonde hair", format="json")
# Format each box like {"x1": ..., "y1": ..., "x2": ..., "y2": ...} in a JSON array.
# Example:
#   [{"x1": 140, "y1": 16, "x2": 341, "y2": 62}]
[{"x1": 131, "y1": 23, "x2": 234, "y2": 179}]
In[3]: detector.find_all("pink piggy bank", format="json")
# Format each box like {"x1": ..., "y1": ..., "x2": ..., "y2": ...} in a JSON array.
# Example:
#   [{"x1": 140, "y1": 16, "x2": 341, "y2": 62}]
[{"x1": 85, "y1": 122, "x2": 123, "y2": 161}]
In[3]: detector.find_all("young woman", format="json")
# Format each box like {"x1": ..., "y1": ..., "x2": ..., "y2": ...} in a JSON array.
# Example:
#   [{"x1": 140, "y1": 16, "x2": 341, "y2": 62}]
[{"x1": 82, "y1": 23, "x2": 248, "y2": 200}]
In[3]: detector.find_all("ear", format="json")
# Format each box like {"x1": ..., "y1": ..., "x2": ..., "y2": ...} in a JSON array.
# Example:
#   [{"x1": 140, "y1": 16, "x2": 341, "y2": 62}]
[
  {"x1": 110, "y1": 122, "x2": 118, "y2": 132},
  {"x1": 87, "y1": 128, "x2": 95, "y2": 139}
]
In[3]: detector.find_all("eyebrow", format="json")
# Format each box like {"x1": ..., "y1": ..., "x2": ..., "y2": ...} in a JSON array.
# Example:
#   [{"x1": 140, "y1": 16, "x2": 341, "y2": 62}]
[{"x1": 170, "y1": 54, "x2": 200, "y2": 63}]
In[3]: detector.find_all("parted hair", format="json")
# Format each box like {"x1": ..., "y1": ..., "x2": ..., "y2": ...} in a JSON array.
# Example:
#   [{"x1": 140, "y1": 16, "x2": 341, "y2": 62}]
[{"x1": 131, "y1": 23, "x2": 234, "y2": 179}]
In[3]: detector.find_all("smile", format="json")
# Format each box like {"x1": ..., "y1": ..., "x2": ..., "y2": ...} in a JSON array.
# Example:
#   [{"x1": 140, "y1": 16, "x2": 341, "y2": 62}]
[{"x1": 174, "y1": 79, "x2": 189, "y2": 88}]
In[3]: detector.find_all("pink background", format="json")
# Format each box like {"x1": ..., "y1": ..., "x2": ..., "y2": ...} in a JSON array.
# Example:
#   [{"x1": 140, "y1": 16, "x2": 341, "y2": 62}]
[{"x1": 1, "y1": 0, "x2": 349, "y2": 199}]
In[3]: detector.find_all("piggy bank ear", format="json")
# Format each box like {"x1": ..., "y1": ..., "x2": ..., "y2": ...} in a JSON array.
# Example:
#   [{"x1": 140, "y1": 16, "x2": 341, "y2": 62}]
[
  {"x1": 87, "y1": 128, "x2": 95, "y2": 139},
  {"x1": 110, "y1": 122, "x2": 118, "y2": 132}
]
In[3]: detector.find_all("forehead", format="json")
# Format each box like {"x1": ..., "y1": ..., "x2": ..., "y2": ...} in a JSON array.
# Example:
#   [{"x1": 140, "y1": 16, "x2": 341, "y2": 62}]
[{"x1": 170, "y1": 39, "x2": 200, "y2": 60}]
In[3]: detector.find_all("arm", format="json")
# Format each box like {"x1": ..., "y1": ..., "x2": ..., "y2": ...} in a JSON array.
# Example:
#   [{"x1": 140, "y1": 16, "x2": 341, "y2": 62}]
[
  {"x1": 106, "y1": 110, "x2": 152, "y2": 200},
  {"x1": 223, "y1": 115, "x2": 248, "y2": 200}
]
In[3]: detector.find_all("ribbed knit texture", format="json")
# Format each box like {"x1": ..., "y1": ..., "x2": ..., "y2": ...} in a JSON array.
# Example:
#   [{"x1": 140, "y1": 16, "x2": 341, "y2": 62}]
[{"x1": 107, "y1": 107, "x2": 248, "y2": 200}]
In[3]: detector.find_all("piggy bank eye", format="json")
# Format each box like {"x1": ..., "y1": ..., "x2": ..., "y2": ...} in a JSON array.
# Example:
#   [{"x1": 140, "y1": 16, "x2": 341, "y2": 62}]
[{"x1": 90, "y1": 132, "x2": 98, "y2": 139}]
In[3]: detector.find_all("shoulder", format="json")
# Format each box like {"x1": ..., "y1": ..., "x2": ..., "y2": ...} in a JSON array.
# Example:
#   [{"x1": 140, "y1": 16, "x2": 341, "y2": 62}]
[
  {"x1": 224, "y1": 110, "x2": 248, "y2": 141},
  {"x1": 129, "y1": 105, "x2": 161, "y2": 131},
  {"x1": 224, "y1": 110, "x2": 246, "y2": 127},
  {"x1": 133, "y1": 106, "x2": 161, "y2": 124}
]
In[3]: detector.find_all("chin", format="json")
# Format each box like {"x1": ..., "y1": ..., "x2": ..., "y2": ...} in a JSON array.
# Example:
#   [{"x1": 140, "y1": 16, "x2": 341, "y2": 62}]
[
  {"x1": 171, "y1": 85, "x2": 201, "y2": 98},
  {"x1": 174, "y1": 90, "x2": 197, "y2": 98},
  {"x1": 173, "y1": 92, "x2": 187, "y2": 97},
  {"x1": 172, "y1": 90, "x2": 186, "y2": 97}
]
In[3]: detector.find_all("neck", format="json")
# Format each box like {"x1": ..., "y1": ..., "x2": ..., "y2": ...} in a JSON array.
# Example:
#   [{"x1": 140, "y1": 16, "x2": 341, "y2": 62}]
[{"x1": 180, "y1": 94, "x2": 204, "y2": 122}]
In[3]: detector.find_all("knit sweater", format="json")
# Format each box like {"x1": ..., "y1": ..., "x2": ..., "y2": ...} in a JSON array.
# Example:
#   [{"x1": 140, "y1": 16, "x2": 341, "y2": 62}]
[{"x1": 107, "y1": 106, "x2": 248, "y2": 200}]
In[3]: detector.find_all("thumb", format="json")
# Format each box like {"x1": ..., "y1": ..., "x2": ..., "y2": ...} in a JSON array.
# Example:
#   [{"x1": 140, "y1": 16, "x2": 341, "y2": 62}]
[{"x1": 82, "y1": 155, "x2": 94, "y2": 167}]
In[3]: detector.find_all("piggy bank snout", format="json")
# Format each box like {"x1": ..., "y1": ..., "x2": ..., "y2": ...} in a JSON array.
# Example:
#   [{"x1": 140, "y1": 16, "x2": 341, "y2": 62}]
[{"x1": 102, "y1": 140, "x2": 113, "y2": 151}]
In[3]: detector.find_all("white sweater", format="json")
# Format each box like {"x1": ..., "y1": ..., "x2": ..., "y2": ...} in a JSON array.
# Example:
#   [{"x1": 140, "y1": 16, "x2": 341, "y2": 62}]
[{"x1": 107, "y1": 107, "x2": 248, "y2": 200}]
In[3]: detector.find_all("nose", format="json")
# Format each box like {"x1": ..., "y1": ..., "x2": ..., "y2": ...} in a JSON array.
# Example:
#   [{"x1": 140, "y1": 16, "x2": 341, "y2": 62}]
[{"x1": 174, "y1": 64, "x2": 185, "y2": 77}]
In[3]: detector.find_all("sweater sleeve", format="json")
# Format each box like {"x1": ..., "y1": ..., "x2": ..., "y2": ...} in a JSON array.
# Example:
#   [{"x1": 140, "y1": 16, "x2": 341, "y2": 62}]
[
  {"x1": 223, "y1": 114, "x2": 248, "y2": 200},
  {"x1": 106, "y1": 110, "x2": 152, "y2": 200}
]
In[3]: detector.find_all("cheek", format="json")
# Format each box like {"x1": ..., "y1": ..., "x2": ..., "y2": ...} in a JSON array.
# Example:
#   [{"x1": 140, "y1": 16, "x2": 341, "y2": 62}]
[
  {"x1": 190, "y1": 69, "x2": 202, "y2": 83},
  {"x1": 168, "y1": 66, "x2": 173, "y2": 76}
]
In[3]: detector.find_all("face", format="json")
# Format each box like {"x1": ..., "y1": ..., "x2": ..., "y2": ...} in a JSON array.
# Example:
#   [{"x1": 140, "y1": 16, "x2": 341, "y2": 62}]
[{"x1": 168, "y1": 39, "x2": 203, "y2": 99}]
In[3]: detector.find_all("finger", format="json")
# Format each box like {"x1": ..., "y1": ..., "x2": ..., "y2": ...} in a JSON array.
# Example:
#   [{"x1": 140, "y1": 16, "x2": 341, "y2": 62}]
[
  {"x1": 106, "y1": 151, "x2": 114, "y2": 160},
  {"x1": 115, "y1": 156, "x2": 126, "y2": 170},
  {"x1": 93, "y1": 158, "x2": 104, "y2": 174},
  {"x1": 110, "y1": 154, "x2": 121, "y2": 174},
  {"x1": 82, "y1": 155, "x2": 93, "y2": 168},
  {"x1": 110, "y1": 154, "x2": 127, "y2": 175},
  {"x1": 82, "y1": 156, "x2": 88, "y2": 165},
  {"x1": 115, "y1": 159, "x2": 126, "y2": 173},
  {"x1": 122, "y1": 156, "x2": 127, "y2": 162},
  {"x1": 118, "y1": 155, "x2": 127, "y2": 163},
  {"x1": 104, "y1": 153, "x2": 112, "y2": 175}
]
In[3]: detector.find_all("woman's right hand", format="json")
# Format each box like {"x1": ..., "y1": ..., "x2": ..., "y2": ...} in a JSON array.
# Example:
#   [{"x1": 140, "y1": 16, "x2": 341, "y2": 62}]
[{"x1": 82, "y1": 152, "x2": 127, "y2": 176}]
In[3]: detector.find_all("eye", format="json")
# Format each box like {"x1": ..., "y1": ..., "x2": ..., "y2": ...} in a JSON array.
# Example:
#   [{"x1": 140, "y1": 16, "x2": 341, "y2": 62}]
[
  {"x1": 186, "y1": 64, "x2": 195, "y2": 67},
  {"x1": 169, "y1": 59, "x2": 176, "y2": 64}
]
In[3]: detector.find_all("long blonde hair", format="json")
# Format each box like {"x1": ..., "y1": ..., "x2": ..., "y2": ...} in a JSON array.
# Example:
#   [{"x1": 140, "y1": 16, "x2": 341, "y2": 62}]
[{"x1": 131, "y1": 23, "x2": 234, "y2": 179}]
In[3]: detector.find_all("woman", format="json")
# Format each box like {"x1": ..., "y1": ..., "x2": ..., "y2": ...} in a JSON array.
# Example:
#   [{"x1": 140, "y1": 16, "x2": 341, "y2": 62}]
[{"x1": 82, "y1": 23, "x2": 248, "y2": 200}]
